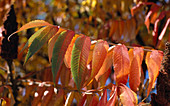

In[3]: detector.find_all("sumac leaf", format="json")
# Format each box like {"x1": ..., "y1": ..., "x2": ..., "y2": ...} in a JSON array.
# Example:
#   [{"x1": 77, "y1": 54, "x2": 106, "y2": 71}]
[
  {"x1": 113, "y1": 44, "x2": 130, "y2": 85},
  {"x1": 52, "y1": 30, "x2": 74, "y2": 84},
  {"x1": 71, "y1": 35, "x2": 91, "y2": 91},
  {"x1": 145, "y1": 50, "x2": 163, "y2": 97}
]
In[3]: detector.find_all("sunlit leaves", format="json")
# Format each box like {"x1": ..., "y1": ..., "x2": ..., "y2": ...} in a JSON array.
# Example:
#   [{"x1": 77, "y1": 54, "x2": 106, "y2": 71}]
[
  {"x1": 118, "y1": 84, "x2": 138, "y2": 105},
  {"x1": 145, "y1": 50, "x2": 163, "y2": 97},
  {"x1": 71, "y1": 35, "x2": 91, "y2": 91},
  {"x1": 113, "y1": 44, "x2": 130, "y2": 85},
  {"x1": 52, "y1": 30, "x2": 74, "y2": 83}
]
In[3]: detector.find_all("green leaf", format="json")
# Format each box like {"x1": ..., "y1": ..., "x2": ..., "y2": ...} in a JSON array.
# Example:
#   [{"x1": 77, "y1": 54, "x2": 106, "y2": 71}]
[
  {"x1": 52, "y1": 30, "x2": 75, "y2": 84},
  {"x1": 25, "y1": 26, "x2": 59, "y2": 63},
  {"x1": 71, "y1": 35, "x2": 91, "y2": 91},
  {"x1": 8, "y1": 20, "x2": 52, "y2": 39}
]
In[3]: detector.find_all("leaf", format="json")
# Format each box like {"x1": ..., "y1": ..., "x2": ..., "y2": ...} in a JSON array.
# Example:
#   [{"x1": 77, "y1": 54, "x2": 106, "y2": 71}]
[
  {"x1": 64, "y1": 34, "x2": 80, "y2": 68},
  {"x1": 89, "y1": 95, "x2": 99, "y2": 106},
  {"x1": 48, "y1": 28, "x2": 66, "y2": 63},
  {"x1": 52, "y1": 30, "x2": 74, "y2": 84},
  {"x1": 25, "y1": 26, "x2": 59, "y2": 63},
  {"x1": 95, "y1": 46, "x2": 114, "y2": 81},
  {"x1": 71, "y1": 35, "x2": 91, "y2": 91},
  {"x1": 9, "y1": 20, "x2": 52, "y2": 39},
  {"x1": 65, "y1": 92, "x2": 74, "y2": 106},
  {"x1": 106, "y1": 86, "x2": 117, "y2": 106},
  {"x1": 32, "y1": 86, "x2": 46, "y2": 106},
  {"x1": 89, "y1": 40, "x2": 109, "y2": 84},
  {"x1": 118, "y1": 84, "x2": 138, "y2": 106},
  {"x1": 60, "y1": 63, "x2": 71, "y2": 87},
  {"x1": 129, "y1": 47, "x2": 144, "y2": 92},
  {"x1": 41, "y1": 86, "x2": 54, "y2": 106},
  {"x1": 145, "y1": 50, "x2": 163, "y2": 97},
  {"x1": 113, "y1": 44, "x2": 130, "y2": 85},
  {"x1": 97, "y1": 89, "x2": 107, "y2": 106}
]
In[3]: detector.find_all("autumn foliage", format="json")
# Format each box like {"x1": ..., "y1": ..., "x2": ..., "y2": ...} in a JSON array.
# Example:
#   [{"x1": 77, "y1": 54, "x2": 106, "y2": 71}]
[{"x1": 0, "y1": 0, "x2": 169, "y2": 106}]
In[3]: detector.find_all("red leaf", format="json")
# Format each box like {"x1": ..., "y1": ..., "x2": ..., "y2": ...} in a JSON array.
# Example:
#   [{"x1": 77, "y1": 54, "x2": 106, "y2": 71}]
[
  {"x1": 145, "y1": 50, "x2": 163, "y2": 97},
  {"x1": 118, "y1": 84, "x2": 138, "y2": 105},
  {"x1": 97, "y1": 89, "x2": 107, "y2": 106},
  {"x1": 113, "y1": 44, "x2": 130, "y2": 85},
  {"x1": 129, "y1": 47, "x2": 144, "y2": 92}
]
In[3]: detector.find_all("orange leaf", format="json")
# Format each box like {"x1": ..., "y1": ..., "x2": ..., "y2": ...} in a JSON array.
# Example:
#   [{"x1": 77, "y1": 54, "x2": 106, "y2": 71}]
[
  {"x1": 9, "y1": 20, "x2": 52, "y2": 39},
  {"x1": 89, "y1": 40, "x2": 109, "y2": 83},
  {"x1": 106, "y1": 86, "x2": 117, "y2": 106},
  {"x1": 118, "y1": 84, "x2": 138, "y2": 105},
  {"x1": 129, "y1": 47, "x2": 144, "y2": 92},
  {"x1": 97, "y1": 89, "x2": 107, "y2": 106},
  {"x1": 95, "y1": 46, "x2": 114, "y2": 81},
  {"x1": 113, "y1": 44, "x2": 130, "y2": 85},
  {"x1": 145, "y1": 50, "x2": 163, "y2": 97},
  {"x1": 64, "y1": 34, "x2": 80, "y2": 68}
]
